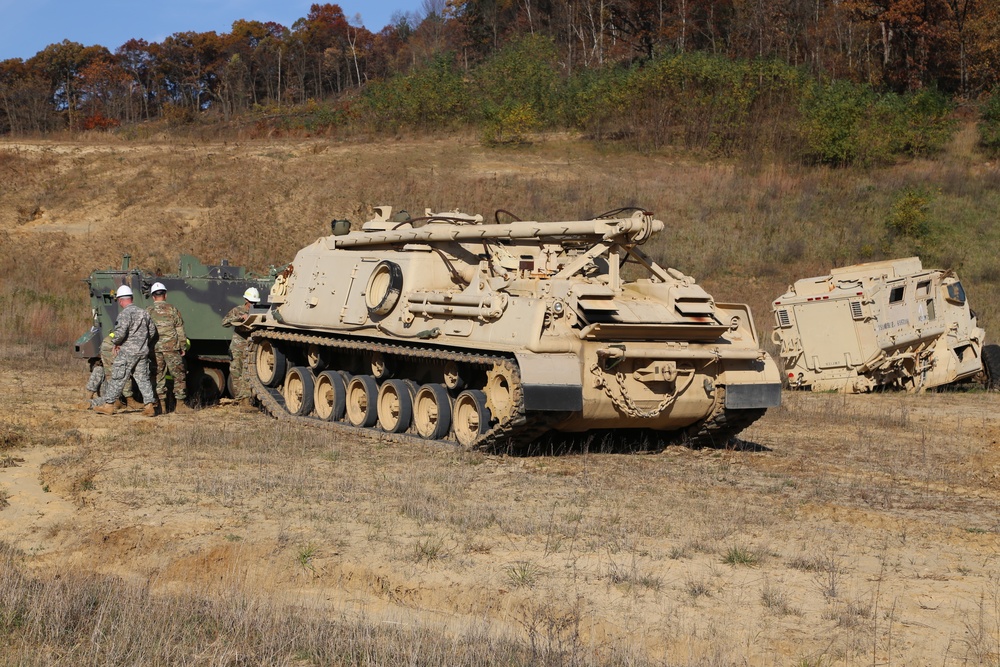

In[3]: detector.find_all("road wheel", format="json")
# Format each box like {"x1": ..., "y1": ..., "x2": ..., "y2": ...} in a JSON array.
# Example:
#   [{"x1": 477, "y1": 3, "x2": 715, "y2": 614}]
[
  {"x1": 306, "y1": 344, "x2": 327, "y2": 372},
  {"x1": 284, "y1": 367, "x2": 315, "y2": 416},
  {"x1": 413, "y1": 384, "x2": 451, "y2": 440},
  {"x1": 345, "y1": 375, "x2": 379, "y2": 427},
  {"x1": 256, "y1": 340, "x2": 286, "y2": 387},
  {"x1": 370, "y1": 352, "x2": 394, "y2": 380},
  {"x1": 378, "y1": 379, "x2": 413, "y2": 433},
  {"x1": 983, "y1": 344, "x2": 1000, "y2": 391},
  {"x1": 443, "y1": 361, "x2": 464, "y2": 391},
  {"x1": 314, "y1": 371, "x2": 347, "y2": 421},
  {"x1": 453, "y1": 389, "x2": 491, "y2": 449}
]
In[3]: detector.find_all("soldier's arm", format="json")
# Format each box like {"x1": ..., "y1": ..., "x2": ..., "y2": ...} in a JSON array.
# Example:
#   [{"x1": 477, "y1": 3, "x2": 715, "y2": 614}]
[
  {"x1": 175, "y1": 309, "x2": 186, "y2": 345},
  {"x1": 113, "y1": 310, "x2": 131, "y2": 344},
  {"x1": 221, "y1": 308, "x2": 237, "y2": 328}
]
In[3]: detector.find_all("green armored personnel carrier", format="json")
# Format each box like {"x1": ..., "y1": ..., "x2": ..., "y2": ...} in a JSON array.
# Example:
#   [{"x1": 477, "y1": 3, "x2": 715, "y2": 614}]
[{"x1": 73, "y1": 254, "x2": 275, "y2": 399}]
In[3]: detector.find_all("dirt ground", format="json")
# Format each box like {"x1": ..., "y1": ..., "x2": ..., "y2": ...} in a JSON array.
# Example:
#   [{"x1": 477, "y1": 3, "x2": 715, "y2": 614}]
[
  {"x1": 2, "y1": 356, "x2": 999, "y2": 666},
  {"x1": 1, "y1": 137, "x2": 999, "y2": 665}
]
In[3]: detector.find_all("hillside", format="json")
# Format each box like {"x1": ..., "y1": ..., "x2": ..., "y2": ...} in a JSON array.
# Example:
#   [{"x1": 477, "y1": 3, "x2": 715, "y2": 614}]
[{"x1": 3, "y1": 129, "x2": 1000, "y2": 351}]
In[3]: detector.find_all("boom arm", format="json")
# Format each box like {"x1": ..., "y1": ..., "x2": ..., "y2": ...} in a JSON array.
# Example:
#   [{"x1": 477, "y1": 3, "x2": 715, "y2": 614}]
[{"x1": 327, "y1": 213, "x2": 663, "y2": 249}]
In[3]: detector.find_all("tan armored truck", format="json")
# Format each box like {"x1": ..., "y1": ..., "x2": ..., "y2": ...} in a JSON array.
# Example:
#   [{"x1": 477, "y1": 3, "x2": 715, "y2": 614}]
[
  {"x1": 245, "y1": 207, "x2": 781, "y2": 450},
  {"x1": 772, "y1": 257, "x2": 998, "y2": 393}
]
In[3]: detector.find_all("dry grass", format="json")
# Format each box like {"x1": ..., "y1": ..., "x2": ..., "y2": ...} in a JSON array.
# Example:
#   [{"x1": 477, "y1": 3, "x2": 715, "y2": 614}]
[
  {"x1": 0, "y1": 359, "x2": 997, "y2": 664},
  {"x1": 0, "y1": 541, "x2": 579, "y2": 667}
]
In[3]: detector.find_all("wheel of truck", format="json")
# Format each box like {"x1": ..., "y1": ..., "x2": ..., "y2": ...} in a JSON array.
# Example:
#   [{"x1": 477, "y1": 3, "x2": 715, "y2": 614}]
[
  {"x1": 284, "y1": 366, "x2": 315, "y2": 416},
  {"x1": 256, "y1": 339, "x2": 286, "y2": 387},
  {"x1": 201, "y1": 367, "x2": 225, "y2": 401},
  {"x1": 345, "y1": 375, "x2": 379, "y2": 427},
  {"x1": 314, "y1": 371, "x2": 347, "y2": 421},
  {"x1": 413, "y1": 384, "x2": 451, "y2": 440},
  {"x1": 453, "y1": 390, "x2": 492, "y2": 449},
  {"x1": 378, "y1": 379, "x2": 413, "y2": 433},
  {"x1": 983, "y1": 344, "x2": 1000, "y2": 391}
]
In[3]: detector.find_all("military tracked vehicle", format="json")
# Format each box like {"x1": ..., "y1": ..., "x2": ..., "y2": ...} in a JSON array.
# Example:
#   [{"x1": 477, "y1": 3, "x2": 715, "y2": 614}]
[
  {"x1": 244, "y1": 207, "x2": 781, "y2": 450},
  {"x1": 73, "y1": 254, "x2": 275, "y2": 399},
  {"x1": 772, "y1": 257, "x2": 998, "y2": 393}
]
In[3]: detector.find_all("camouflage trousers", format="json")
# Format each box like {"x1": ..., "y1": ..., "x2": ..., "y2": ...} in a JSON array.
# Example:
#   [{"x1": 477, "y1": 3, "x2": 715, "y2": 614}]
[
  {"x1": 152, "y1": 348, "x2": 187, "y2": 400},
  {"x1": 230, "y1": 339, "x2": 251, "y2": 400},
  {"x1": 85, "y1": 364, "x2": 132, "y2": 398},
  {"x1": 92, "y1": 352, "x2": 155, "y2": 407},
  {"x1": 85, "y1": 365, "x2": 104, "y2": 394}
]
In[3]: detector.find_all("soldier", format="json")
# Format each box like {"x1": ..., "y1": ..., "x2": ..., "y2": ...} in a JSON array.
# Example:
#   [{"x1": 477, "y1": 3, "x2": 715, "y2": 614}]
[
  {"x1": 91, "y1": 285, "x2": 158, "y2": 417},
  {"x1": 146, "y1": 282, "x2": 191, "y2": 413},
  {"x1": 77, "y1": 332, "x2": 140, "y2": 410},
  {"x1": 222, "y1": 287, "x2": 259, "y2": 409}
]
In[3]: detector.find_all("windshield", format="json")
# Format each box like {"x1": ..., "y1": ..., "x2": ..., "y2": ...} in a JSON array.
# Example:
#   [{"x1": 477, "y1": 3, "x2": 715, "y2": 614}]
[{"x1": 945, "y1": 281, "x2": 966, "y2": 305}]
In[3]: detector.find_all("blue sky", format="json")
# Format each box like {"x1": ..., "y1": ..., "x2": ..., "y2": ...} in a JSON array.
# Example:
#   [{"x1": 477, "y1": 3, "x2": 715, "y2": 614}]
[{"x1": 0, "y1": 0, "x2": 419, "y2": 61}]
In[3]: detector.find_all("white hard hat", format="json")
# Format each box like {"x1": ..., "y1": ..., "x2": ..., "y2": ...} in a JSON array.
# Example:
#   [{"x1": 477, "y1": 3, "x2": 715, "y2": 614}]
[
  {"x1": 150, "y1": 282, "x2": 167, "y2": 294},
  {"x1": 115, "y1": 285, "x2": 133, "y2": 299},
  {"x1": 243, "y1": 287, "x2": 261, "y2": 303}
]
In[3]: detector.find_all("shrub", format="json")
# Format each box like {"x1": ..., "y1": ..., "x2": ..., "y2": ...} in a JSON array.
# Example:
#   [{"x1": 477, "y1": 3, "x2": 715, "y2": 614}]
[
  {"x1": 576, "y1": 53, "x2": 804, "y2": 155},
  {"x1": 358, "y1": 55, "x2": 469, "y2": 132},
  {"x1": 885, "y1": 187, "x2": 934, "y2": 240},
  {"x1": 473, "y1": 35, "x2": 563, "y2": 128},
  {"x1": 978, "y1": 88, "x2": 1000, "y2": 156},
  {"x1": 799, "y1": 82, "x2": 954, "y2": 166}
]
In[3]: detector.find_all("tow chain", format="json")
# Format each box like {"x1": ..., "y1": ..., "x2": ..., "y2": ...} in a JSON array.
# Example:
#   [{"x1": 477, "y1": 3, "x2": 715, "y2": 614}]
[{"x1": 589, "y1": 363, "x2": 695, "y2": 419}]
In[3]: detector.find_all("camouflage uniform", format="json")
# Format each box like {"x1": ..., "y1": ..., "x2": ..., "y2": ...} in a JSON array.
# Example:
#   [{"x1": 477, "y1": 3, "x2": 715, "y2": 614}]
[
  {"x1": 222, "y1": 302, "x2": 251, "y2": 400},
  {"x1": 85, "y1": 333, "x2": 132, "y2": 399},
  {"x1": 147, "y1": 300, "x2": 187, "y2": 402},
  {"x1": 92, "y1": 303, "x2": 156, "y2": 407}
]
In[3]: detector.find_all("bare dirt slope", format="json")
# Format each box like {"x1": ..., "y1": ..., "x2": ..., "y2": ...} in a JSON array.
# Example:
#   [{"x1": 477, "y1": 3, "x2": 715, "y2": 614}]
[{"x1": 2, "y1": 356, "x2": 999, "y2": 665}]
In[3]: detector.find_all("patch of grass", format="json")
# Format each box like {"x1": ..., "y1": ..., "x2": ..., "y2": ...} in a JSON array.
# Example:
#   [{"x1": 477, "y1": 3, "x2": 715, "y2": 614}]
[
  {"x1": 668, "y1": 545, "x2": 691, "y2": 560},
  {"x1": 684, "y1": 575, "x2": 712, "y2": 599},
  {"x1": 411, "y1": 538, "x2": 445, "y2": 563},
  {"x1": 823, "y1": 598, "x2": 871, "y2": 628},
  {"x1": 761, "y1": 579, "x2": 795, "y2": 615},
  {"x1": 0, "y1": 422, "x2": 27, "y2": 450},
  {"x1": 0, "y1": 554, "x2": 560, "y2": 665},
  {"x1": 505, "y1": 561, "x2": 541, "y2": 588},
  {"x1": 296, "y1": 544, "x2": 317, "y2": 570},
  {"x1": 723, "y1": 544, "x2": 760, "y2": 567},
  {"x1": 606, "y1": 560, "x2": 663, "y2": 592},
  {"x1": 0, "y1": 486, "x2": 8, "y2": 509}
]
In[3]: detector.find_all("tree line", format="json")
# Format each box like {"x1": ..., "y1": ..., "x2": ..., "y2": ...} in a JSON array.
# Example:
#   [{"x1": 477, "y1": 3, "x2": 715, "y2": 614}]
[{"x1": 1, "y1": 0, "x2": 999, "y2": 161}]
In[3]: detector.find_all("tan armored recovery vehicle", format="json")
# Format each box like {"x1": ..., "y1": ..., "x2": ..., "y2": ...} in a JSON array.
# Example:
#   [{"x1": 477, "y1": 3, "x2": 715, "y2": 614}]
[
  {"x1": 245, "y1": 207, "x2": 781, "y2": 450},
  {"x1": 772, "y1": 257, "x2": 999, "y2": 393}
]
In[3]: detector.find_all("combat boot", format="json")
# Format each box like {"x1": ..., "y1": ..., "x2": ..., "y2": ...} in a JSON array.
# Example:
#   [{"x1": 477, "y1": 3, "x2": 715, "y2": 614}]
[
  {"x1": 237, "y1": 398, "x2": 258, "y2": 413},
  {"x1": 93, "y1": 403, "x2": 115, "y2": 416},
  {"x1": 74, "y1": 391, "x2": 96, "y2": 410},
  {"x1": 126, "y1": 397, "x2": 144, "y2": 410},
  {"x1": 173, "y1": 402, "x2": 194, "y2": 414},
  {"x1": 142, "y1": 402, "x2": 158, "y2": 417}
]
